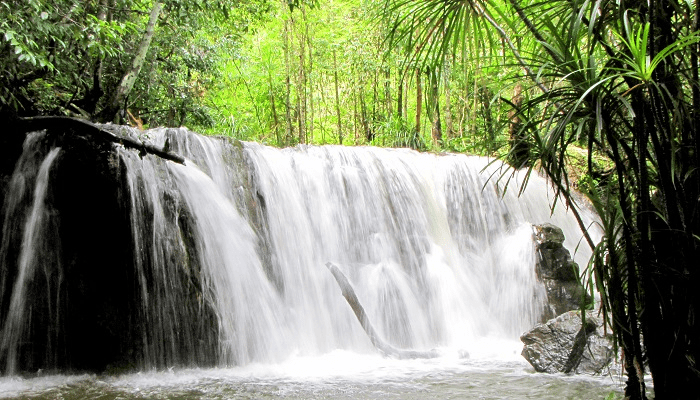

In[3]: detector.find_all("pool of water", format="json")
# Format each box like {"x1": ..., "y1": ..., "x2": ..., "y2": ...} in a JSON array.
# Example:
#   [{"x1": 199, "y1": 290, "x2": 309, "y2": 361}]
[{"x1": 0, "y1": 351, "x2": 625, "y2": 399}]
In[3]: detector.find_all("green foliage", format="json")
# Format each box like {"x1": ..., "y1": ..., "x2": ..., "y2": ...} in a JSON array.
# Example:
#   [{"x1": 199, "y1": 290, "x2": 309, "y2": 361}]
[
  {"x1": 4, "y1": 0, "x2": 698, "y2": 397},
  {"x1": 380, "y1": 0, "x2": 700, "y2": 398},
  {"x1": 187, "y1": 0, "x2": 520, "y2": 152},
  {"x1": 604, "y1": 391, "x2": 623, "y2": 400},
  {"x1": 616, "y1": 15, "x2": 700, "y2": 84},
  {"x1": 370, "y1": 115, "x2": 424, "y2": 149},
  {"x1": 1, "y1": 0, "x2": 574, "y2": 156},
  {"x1": 0, "y1": 0, "x2": 269, "y2": 124}
]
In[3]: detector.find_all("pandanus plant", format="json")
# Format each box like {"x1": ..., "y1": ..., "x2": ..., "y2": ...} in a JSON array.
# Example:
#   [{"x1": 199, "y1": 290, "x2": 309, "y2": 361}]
[{"x1": 378, "y1": 0, "x2": 700, "y2": 398}]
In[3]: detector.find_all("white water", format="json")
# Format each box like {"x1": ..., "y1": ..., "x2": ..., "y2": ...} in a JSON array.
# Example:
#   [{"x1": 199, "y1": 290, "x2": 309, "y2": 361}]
[
  {"x1": 0, "y1": 135, "x2": 61, "y2": 375},
  {"x1": 118, "y1": 129, "x2": 599, "y2": 363},
  {"x1": 0, "y1": 353, "x2": 623, "y2": 399},
  {"x1": 0, "y1": 128, "x2": 615, "y2": 398}
]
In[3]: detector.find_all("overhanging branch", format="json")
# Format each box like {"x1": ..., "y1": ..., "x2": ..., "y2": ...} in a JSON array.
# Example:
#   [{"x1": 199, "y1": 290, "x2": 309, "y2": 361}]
[{"x1": 17, "y1": 116, "x2": 186, "y2": 165}]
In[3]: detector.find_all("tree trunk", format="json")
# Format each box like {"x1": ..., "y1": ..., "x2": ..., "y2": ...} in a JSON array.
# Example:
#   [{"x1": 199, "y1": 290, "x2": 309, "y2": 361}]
[
  {"x1": 333, "y1": 49, "x2": 343, "y2": 145},
  {"x1": 284, "y1": 19, "x2": 293, "y2": 146},
  {"x1": 325, "y1": 262, "x2": 439, "y2": 360},
  {"x1": 385, "y1": 67, "x2": 392, "y2": 117},
  {"x1": 478, "y1": 84, "x2": 494, "y2": 154},
  {"x1": 302, "y1": 7, "x2": 314, "y2": 143},
  {"x1": 359, "y1": 85, "x2": 371, "y2": 141},
  {"x1": 443, "y1": 61, "x2": 454, "y2": 139},
  {"x1": 18, "y1": 116, "x2": 184, "y2": 164},
  {"x1": 353, "y1": 75, "x2": 358, "y2": 141},
  {"x1": 75, "y1": 0, "x2": 109, "y2": 118},
  {"x1": 429, "y1": 68, "x2": 442, "y2": 145},
  {"x1": 372, "y1": 71, "x2": 378, "y2": 138},
  {"x1": 268, "y1": 69, "x2": 281, "y2": 146},
  {"x1": 396, "y1": 75, "x2": 403, "y2": 119},
  {"x1": 508, "y1": 83, "x2": 530, "y2": 167},
  {"x1": 100, "y1": 1, "x2": 163, "y2": 123},
  {"x1": 296, "y1": 18, "x2": 306, "y2": 144},
  {"x1": 415, "y1": 70, "x2": 422, "y2": 136}
]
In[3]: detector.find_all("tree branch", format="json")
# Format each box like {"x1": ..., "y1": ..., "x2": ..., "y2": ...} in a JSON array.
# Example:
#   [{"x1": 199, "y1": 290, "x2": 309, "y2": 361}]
[
  {"x1": 17, "y1": 116, "x2": 185, "y2": 165},
  {"x1": 325, "y1": 262, "x2": 439, "y2": 359}
]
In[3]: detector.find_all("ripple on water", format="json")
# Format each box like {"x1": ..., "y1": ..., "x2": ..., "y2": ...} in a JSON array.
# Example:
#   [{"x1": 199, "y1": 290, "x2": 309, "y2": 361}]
[{"x1": 0, "y1": 353, "x2": 624, "y2": 400}]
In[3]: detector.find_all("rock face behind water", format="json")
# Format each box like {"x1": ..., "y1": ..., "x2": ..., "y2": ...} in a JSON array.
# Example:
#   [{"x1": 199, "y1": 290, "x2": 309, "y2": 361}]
[
  {"x1": 521, "y1": 310, "x2": 614, "y2": 374},
  {"x1": 534, "y1": 223, "x2": 590, "y2": 321}
]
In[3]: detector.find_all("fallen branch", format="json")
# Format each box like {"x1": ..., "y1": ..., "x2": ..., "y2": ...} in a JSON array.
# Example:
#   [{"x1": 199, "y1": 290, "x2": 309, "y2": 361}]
[
  {"x1": 325, "y1": 262, "x2": 439, "y2": 359},
  {"x1": 17, "y1": 116, "x2": 185, "y2": 165}
]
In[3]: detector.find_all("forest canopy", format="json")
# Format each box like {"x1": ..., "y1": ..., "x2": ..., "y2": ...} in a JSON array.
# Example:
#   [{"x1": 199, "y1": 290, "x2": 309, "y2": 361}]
[
  {"x1": 3, "y1": 0, "x2": 700, "y2": 399},
  {"x1": 0, "y1": 0, "x2": 269, "y2": 126}
]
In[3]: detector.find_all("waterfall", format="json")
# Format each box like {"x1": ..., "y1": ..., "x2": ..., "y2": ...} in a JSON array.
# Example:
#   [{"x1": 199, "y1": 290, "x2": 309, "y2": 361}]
[
  {"x1": 0, "y1": 134, "x2": 61, "y2": 375},
  {"x1": 0, "y1": 127, "x2": 599, "y2": 374}
]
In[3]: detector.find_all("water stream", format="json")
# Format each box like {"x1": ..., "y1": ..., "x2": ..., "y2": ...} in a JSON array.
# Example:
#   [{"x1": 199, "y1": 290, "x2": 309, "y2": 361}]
[{"x1": 0, "y1": 128, "x2": 621, "y2": 398}]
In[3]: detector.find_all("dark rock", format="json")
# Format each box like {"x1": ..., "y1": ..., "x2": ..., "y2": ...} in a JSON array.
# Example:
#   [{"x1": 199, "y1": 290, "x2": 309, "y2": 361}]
[
  {"x1": 0, "y1": 125, "x2": 218, "y2": 374},
  {"x1": 533, "y1": 223, "x2": 591, "y2": 321},
  {"x1": 521, "y1": 310, "x2": 614, "y2": 374}
]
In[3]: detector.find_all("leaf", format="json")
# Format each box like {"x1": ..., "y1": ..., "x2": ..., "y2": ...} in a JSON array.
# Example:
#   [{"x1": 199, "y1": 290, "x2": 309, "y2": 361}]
[
  {"x1": 40, "y1": 11, "x2": 48, "y2": 20},
  {"x1": 616, "y1": 14, "x2": 700, "y2": 83},
  {"x1": 4, "y1": 30, "x2": 13, "y2": 41}
]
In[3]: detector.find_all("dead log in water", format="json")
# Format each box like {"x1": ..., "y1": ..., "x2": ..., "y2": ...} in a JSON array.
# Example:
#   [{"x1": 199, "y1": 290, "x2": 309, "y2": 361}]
[{"x1": 325, "y1": 262, "x2": 439, "y2": 359}]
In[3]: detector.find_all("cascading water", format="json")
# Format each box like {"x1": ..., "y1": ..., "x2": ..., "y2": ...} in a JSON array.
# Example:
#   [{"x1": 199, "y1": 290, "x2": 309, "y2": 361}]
[
  {"x1": 118, "y1": 127, "x2": 595, "y2": 365},
  {"x1": 238, "y1": 142, "x2": 593, "y2": 357},
  {"x1": 0, "y1": 134, "x2": 61, "y2": 375},
  {"x1": 0, "y1": 126, "x2": 612, "y2": 398}
]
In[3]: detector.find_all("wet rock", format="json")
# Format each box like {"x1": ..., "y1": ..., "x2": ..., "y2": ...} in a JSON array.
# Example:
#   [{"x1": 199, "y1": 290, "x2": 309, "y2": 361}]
[
  {"x1": 521, "y1": 310, "x2": 614, "y2": 374},
  {"x1": 0, "y1": 125, "x2": 219, "y2": 374},
  {"x1": 533, "y1": 223, "x2": 590, "y2": 321}
]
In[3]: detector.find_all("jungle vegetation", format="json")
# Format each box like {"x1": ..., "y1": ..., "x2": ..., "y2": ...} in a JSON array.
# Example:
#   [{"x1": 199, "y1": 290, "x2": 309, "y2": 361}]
[{"x1": 2, "y1": 0, "x2": 700, "y2": 398}]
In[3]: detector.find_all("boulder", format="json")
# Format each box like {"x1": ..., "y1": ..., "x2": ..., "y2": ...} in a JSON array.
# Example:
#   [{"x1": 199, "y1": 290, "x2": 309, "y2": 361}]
[
  {"x1": 521, "y1": 310, "x2": 614, "y2": 374},
  {"x1": 533, "y1": 223, "x2": 590, "y2": 321}
]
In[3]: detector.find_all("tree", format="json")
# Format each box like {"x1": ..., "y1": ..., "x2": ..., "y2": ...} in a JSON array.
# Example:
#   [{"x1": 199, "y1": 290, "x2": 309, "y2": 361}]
[
  {"x1": 379, "y1": 0, "x2": 700, "y2": 398},
  {"x1": 0, "y1": 0, "x2": 269, "y2": 127},
  {"x1": 99, "y1": 1, "x2": 164, "y2": 123}
]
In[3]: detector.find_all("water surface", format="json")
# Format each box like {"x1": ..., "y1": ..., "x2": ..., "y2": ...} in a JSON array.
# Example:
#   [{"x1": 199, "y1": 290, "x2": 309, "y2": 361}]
[{"x1": 0, "y1": 351, "x2": 624, "y2": 399}]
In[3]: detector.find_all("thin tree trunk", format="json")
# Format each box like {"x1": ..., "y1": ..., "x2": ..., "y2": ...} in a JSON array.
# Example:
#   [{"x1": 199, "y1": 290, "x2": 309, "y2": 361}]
[
  {"x1": 429, "y1": 68, "x2": 442, "y2": 145},
  {"x1": 296, "y1": 18, "x2": 306, "y2": 144},
  {"x1": 353, "y1": 75, "x2": 358, "y2": 141},
  {"x1": 100, "y1": 1, "x2": 163, "y2": 123},
  {"x1": 443, "y1": 61, "x2": 454, "y2": 138},
  {"x1": 459, "y1": 64, "x2": 469, "y2": 138},
  {"x1": 284, "y1": 19, "x2": 293, "y2": 145},
  {"x1": 415, "y1": 70, "x2": 422, "y2": 135},
  {"x1": 431, "y1": 105, "x2": 442, "y2": 145},
  {"x1": 296, "y1": 84, "x2": 303, "y2": 144},
  {"x1": 268, "y1": 69, "x2": 281, "y2": 146},
  {"x1": 372, "y1": 71, "x2": 378, "y2": 138},
  {"x1": 385, "y1": 67, "x2": 392, "y2": 117},
  {"x1": 360, "y1": 85, "x2": 370, "y2": 141},
  {"x1": 302, "y1": 7, "x2": 313, "y2": 143},
  {"x1": 333, "y1": 49, "x2": 343, "y2": 145},
  {"x1": 396, "y1": 75, "x2": 404, "y2": 119},
  {"x1": 507, "y1": 83, "x2": 529, "y2": 167}
]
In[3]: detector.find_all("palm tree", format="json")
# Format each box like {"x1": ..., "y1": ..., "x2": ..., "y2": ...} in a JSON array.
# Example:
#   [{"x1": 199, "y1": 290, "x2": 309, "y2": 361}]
[{"x1": 378, "y1": 0, "x2": 700, "y2": 398}]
